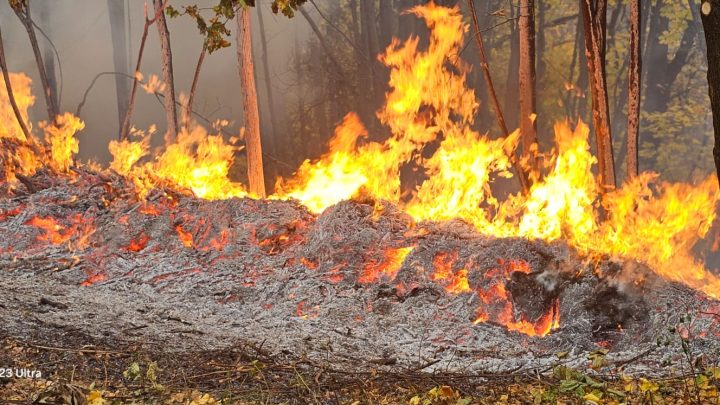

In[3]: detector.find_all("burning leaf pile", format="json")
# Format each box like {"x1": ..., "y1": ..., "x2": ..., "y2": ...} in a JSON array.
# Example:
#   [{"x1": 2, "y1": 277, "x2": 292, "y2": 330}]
[{"x1": 2, "y1": 3, "x2": 720, "y2": 374}]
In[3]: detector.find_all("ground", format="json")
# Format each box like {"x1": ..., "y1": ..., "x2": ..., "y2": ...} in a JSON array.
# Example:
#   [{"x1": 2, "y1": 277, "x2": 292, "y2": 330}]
[{"x1": 2, "y1": 332, "x2": 720, "y2": 404}]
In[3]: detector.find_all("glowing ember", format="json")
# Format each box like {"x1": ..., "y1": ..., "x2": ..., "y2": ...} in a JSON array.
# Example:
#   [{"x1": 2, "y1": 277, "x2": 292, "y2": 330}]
[
  {"x1": 175, "y1": 224, "x2": 194, "y2": 248},
  {"x1": 127, "y1": 233, "x2": 150, "y2": 252},
  {"x1": 359, "y1": 246, "x2": 414, "y2": 283},
  {"x1": 80, "y1": 272, "x2": 108, "y2": 287},
  {"x1": 432, "y1": 252, "x2": 471, "y2": 294},
  {"x1": 25, "y1": 214, "x2": 94, "y2": 249},
  {"x1": 473, "y1": 260, "x2": 559, "y2": 337}
]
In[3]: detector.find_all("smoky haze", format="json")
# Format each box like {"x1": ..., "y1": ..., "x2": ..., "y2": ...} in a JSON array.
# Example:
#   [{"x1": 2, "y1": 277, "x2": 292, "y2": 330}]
[{"x1": 0, "y1": 0, "x2": 311, "y2": 163}]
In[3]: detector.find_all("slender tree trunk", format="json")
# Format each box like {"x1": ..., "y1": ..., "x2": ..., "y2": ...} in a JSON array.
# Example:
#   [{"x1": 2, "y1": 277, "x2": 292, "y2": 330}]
[
  {"x1": 121, "y1": 2, "x2": 168, "y2": 140},
  {"x1": 536, "y1": 0, "x2": 547, "y2": 87},
  {"x1": 566, "y1": 12, "x2": 581, "y2": 118},
  {"x1": 121, "y1": 9, "x2": 154, "y2": 140},
  {"x1": 701, "y1": 0, "x2": 720, "y2": 185},
  {"x1": 360, "y1": 0, "x2": 383, "y2": 104},
  {"x1": 11, "y1": 2, "x2": 58, "y2": 123},
  {"x1": 581, "y1": 0, "x2": 616, "y2": 192},
  {"x1": 38, "y1": 4, "x2": 58, "y2": 110},
  {"x1": 0, "y1": 27, "x2": 32, "y2": 141},
  {"x1": 396, "y1": 0, "x2": 414, "y2": 38},
  {"x1": 379, "y1": 0, "x2": 396, "y2": 48},
  {"x1": 108, "y1": 0, "x2": 131, "y2": 132},
  {"x1": 256, "y1": 5, "x2": 279, "y2": 159},
  {"x1": 153, "y1": 0, "x2": 178, "y2": 141},
  {"x1": 466, "y1": 0, "x2": 530, "y2": 194},
  {"x1": 505, "y1": 6, "x2": 520, "y2": 131},
  {"x1": 236, "y1": 8, "x2": 266, "y2": 198},
  {"x1": 518, "y1": 0, "x2": 538, "y2": 170},
  {"x1": 298, "y1": 7, "x2": 346, "y2": 77},
  {"x1": 183, "y1": 44, "x2": 206, "y2": 130},
  {"x1": 626, "y1": 0, "x2": 641, "y2": 180}
]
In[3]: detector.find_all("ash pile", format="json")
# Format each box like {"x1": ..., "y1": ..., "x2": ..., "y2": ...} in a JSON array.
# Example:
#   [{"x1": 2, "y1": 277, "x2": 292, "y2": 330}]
[{"x1": 1, "y1": 168, "x2": 719, "y2": 376}]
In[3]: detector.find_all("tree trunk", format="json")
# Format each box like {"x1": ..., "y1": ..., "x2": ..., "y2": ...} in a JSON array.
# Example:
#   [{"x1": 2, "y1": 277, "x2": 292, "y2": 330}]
[
  {"x1": 108, "y1": 0, "x2": 130, "y2": 133},
  {"x1": 504, "y1": 6, "x2": 520, "y2": 131},
  {"x1": 153, "y1": 0, "x2": 178, "y2": 141},
  {"x1": 0, "y1": 26, "x2": 32, "y2": 141},
  {"x1": 379, "y1": 0, "x2": 396, "y2": 49},
  {"x1": 38, "y1": 4, "x2": 58, "y2": 111},
  {"x1": 298, "y1": 7, "x2": 346, "y2": 77},
  {"x1": 626, "y1": 0, "x2": 641, "y2": 180},
  {"x1": 701, "y1": 0, "x2": 720, "y2": 185},
  {"x1": 236, "y1": 8, "x2": 266, "y2": 198},
  {"x1": 256, "y1": 5, "x2": 279, "y2": 159},
  {"x1": 581, "y1": 0, "x2": 616, "y2": 192},
  {"x1": 396, "y1": 0, "x2": 414, "y2": 38},
  {"x1": 121, "y1": 14, "x2": 151, "y2": 140},
  {"x1": 360, "y1": 0, "x2": 383, "y2": 104},
  {"x1": 466, "y1": 0, "x2": 530, "y2": 194},
  {"x1": 12, "y1": 2, "x2": 58, "y2": 123},
  {"x1": 518, "y1": 0, "x2": 538, "y2": 170},
  {"x1": 182, "y1": 44, "x2": 206, "y2": 130}
]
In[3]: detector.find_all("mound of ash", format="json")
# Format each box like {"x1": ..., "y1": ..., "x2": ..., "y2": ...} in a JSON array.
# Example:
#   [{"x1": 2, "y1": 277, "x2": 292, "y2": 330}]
[{"x1": 1, "y1": 168, "x2": 719, "y2": 375}]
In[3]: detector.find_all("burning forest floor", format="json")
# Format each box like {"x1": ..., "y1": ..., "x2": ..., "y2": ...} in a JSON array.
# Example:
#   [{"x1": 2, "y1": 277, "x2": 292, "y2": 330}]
[{"x1": 2, "y1": 167, "x2": 720, "y2": 392}]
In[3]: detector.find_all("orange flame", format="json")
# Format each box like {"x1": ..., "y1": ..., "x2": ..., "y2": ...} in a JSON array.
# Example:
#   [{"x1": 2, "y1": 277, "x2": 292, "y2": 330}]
[
  {"x1": 26, "y1": 214, "x2": 94, "y2": 249},
  {"x1": 175, "y1": 224, "x2": 194, "y2": 248},
  {"x1": 1, "y1": 3, "x2": 719, "y2": 337},
  {"x1": 359, "y1": 246, "x2": 414, "y2": 283}
]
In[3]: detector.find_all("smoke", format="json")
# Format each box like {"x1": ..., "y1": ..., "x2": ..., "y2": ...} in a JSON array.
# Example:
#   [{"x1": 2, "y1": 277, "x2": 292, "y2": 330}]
[{"x1": 0, "y1": 0, "x2": 311, "y2": 163}]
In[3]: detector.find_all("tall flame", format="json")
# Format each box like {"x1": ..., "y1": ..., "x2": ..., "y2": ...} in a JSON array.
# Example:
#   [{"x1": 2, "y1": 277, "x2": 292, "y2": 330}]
[
  {"x1": 1, "y1": 3, "x2": 719, "y2": 335},
  {"x1": 274, "y1": 3, "x2": 720, "y2": 301}
]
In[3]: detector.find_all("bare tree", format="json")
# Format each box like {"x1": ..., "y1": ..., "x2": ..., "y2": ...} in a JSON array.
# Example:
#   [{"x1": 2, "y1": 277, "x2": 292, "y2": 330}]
[
  {"x1": 466, "y1": 0, "x2": 530, "y2": 194},
  {"x1": 581, "y1": 0, "x2": 616, "y2": 192},
  {"x1": 256, "y1": 5, "x2": 279, "y2": 158},
  {"x1": 120, "y1": 1, "x2": 167, "y2": 140},
  {"x1": 626, "y1": 0, "x2": 641, "y2": 179},
  {"x1": 153, "y1": 0, "x2": 178, "y2": 141},
  {"x1": 236, "y1": 7, "x2": 266, "y2": 197},
  {"x1": 10, "y1": 0, "x2": 58, "y2": 123},
  {"x1": 183, "y1": 44, "x2": 206, "y2": 130},
  {"x1": 701, "y1": 0, "x2": 720, "y2": 185},
  {"x1": 518, "y1": 0, "x2": 538, "y2": 171},
  {"x1": 298, "y1": 7, "x2": 346, "y2": 77},
  {"x1": 107, "y1": 0, "x2": 131, "y2": 132},
  {"x1": 360, "y1": 0, "x2": 383, "y2": 103}
]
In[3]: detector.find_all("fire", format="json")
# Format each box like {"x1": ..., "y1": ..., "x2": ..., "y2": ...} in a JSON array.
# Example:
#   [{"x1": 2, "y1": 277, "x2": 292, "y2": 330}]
[
  {"x1": 474, "y1": 260, "x2": 559, "y2": 337},
  {"x1": 25, "y1": 214, "x2": 95, "y2": 249},
  {"x1": 40, "y1": 113, "x2": 85, "y2": 173},
  {"x1": 359, "y1": 246, "x2": 414, "y2": 283},
  {"x1": 432, "y1": 252, "x2": 471, "y2": 294},
  {"x1": 273, "y1": 3, "x2": 720, "y2": 304},
  {"x1": 110, "y1": 125, "x2": 247, "y2": 200},
  {"x1": 127, "y1": 233, "x2": 150, "y2": 252},
  {"x1": 2, "y1": 3, "x2": 720, "y2": 337},
  {"x1": 0, "y1": 73, "x2": 42, "y2": 181},
  {"x1": 175, "y1": 224, "x2": 194, "y2": 248}
]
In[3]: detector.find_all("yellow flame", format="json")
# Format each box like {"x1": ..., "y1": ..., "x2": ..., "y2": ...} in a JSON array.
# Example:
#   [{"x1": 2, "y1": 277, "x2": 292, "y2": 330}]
[
  {"x1": 273, "y1": 4, "x2": 720, "y2": 300},
  {"x1": 40, "y1": 113, "x2": 85, "y2": 173},
  {"x1": 0, "y1": 72, "x2": 34, "y2": 141},
  {"x1": 110, "y1": 125, "x2": 246, "y2": 199},
  {"x1": 0, "y1": 72, "x2": 42, "y2": 181}
]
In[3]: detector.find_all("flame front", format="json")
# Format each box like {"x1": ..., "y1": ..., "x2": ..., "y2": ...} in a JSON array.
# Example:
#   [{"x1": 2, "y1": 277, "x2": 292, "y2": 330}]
[{"x1": 1, "y1": 3, "x2": 719, "y2": 338}]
